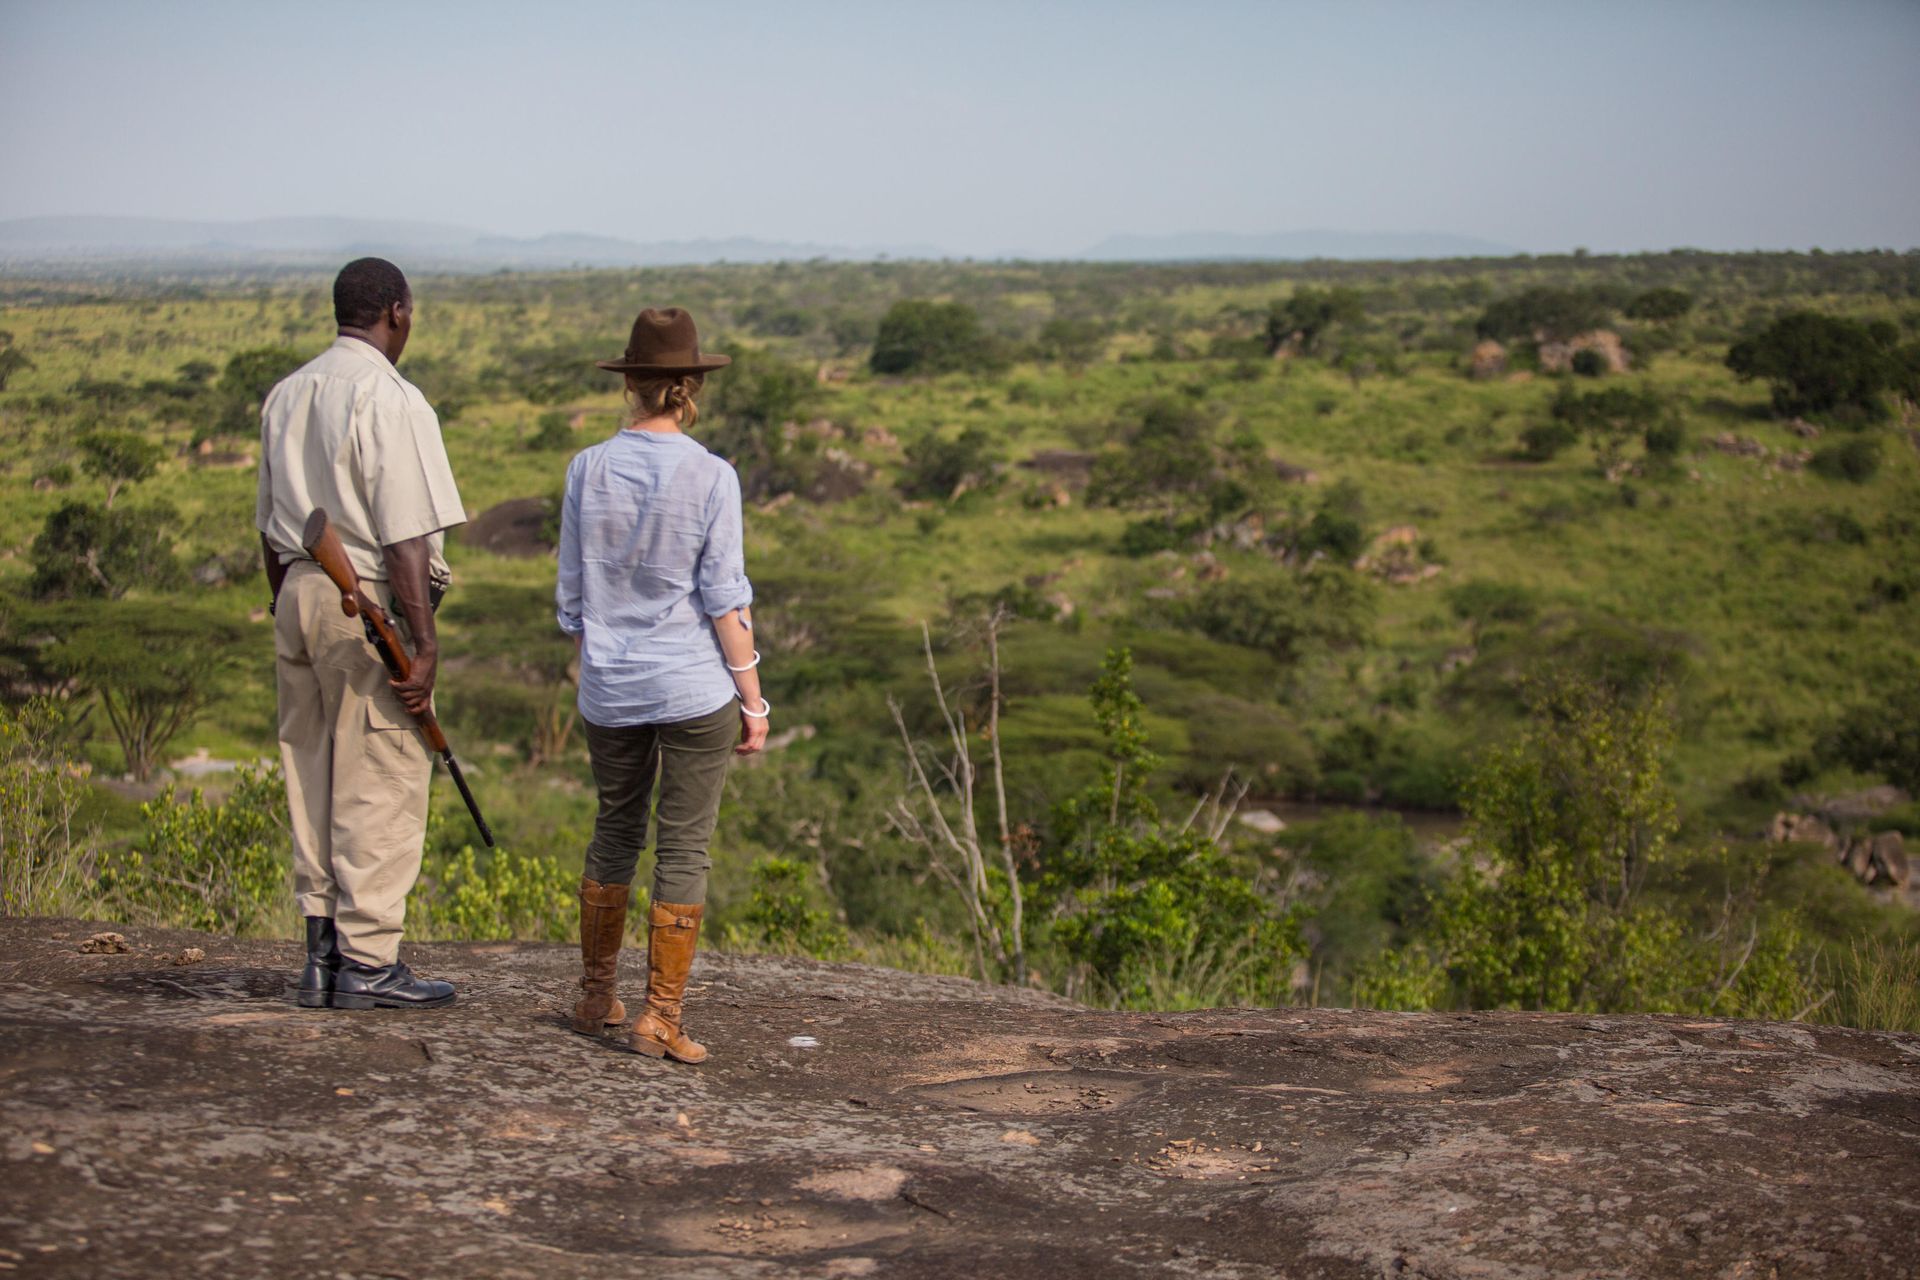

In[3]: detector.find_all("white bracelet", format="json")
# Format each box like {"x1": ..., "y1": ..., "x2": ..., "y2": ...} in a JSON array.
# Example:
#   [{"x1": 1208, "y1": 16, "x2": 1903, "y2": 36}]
[
  {"x1": 726, "y1": 650, "x2": 761, "y2": 672},
  {"x1": 740, "y1": 697, "x2": 772, "y2": 720}
]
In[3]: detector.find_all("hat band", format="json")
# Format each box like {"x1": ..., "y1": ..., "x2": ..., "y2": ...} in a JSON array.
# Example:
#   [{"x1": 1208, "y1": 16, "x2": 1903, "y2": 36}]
[{"x1": 624, "y1": 346, "x2": 704, "y2": 366}]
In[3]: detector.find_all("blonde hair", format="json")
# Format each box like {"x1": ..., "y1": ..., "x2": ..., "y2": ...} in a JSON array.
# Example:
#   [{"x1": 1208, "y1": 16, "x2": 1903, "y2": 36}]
[{"x1": 625, "y1": 372, "x2": 705, "y2": 429}]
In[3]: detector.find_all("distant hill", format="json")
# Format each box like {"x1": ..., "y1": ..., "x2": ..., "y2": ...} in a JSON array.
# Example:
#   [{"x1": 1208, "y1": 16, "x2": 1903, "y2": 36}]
[
  {"x1": 1079, "y1": 229, "x2": 1517, "y2": 261},
  {"x1": 0, "y1": 216, "x2": 941, "y2": 270}
]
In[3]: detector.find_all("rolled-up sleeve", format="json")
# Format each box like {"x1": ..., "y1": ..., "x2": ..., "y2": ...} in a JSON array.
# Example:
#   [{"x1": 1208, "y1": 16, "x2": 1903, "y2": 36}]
[
  {"x1": 555, "y1": 456, "x2": 585, "y2": 636},
  {"x1": 695, "y1": 464, "x2": 753, "y2": 618}
]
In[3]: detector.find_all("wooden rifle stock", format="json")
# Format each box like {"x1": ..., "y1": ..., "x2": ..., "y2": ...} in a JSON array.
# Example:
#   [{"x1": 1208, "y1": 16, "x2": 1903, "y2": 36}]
[{"x1": 300, "y1": 509, "x2": 494, "y2": 846}]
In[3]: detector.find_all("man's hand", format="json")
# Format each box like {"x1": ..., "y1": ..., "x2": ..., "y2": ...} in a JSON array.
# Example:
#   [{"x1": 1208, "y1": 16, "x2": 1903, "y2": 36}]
[
  {"x1": 392, "y1": 645, "x2": 437, "y2": 717},
  {"x1": 380, "y1": 534, "x2": 441, "y2": 718},
  {"x1": 736, "y1": 705, "x2": 768, "y2": 756}
]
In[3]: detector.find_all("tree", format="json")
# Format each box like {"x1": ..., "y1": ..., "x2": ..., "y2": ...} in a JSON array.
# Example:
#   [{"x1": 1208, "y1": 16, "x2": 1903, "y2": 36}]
[
  {"x1": 1266, "y1": 287, "x2": 1364, "y2": 356},
  {"x1": 76, "y1": 430, "x2": 164, "y2": 508},
  {"x1": 213, "y1": 346, "x2": 305, "y2": 434},
  {"x1": 44, "y1": 599, "x2": 241, "y2": 781},
  {"x1": 1626, "y1": 288, "x2": 1693, "y2": 324},
  {"x1": 703, "y1": 349, "x2": 822, "y2": 498},
  {"x1": 29, "y1": 501, "x2": 181, "y2": 600},
  {"x1": 1725, "y1": 312, "x2": 1902, "y2": 421},
  {"x1": 869, "y1": 300, "x2": 1000, "y2": 375},
  {"x1": 1476, "y1": 287, "x2": 1611, "y2": 344}
]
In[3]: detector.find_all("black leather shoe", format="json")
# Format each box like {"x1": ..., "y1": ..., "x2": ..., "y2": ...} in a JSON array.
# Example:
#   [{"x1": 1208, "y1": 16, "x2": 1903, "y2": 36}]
[
  {"x1": 332, "y1": 960, "x2": 456, "y2": 1010},
  {"x1": 297, "y1": 916, "x2": 343, "y2": 1009}
]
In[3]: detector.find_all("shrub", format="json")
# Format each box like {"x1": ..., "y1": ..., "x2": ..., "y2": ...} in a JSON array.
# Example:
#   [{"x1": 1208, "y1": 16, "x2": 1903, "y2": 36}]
[
  {"x1": 900, "y1": 426, "x2": 998, "y2": 500},
  {"x1": 1643, "y1": 419, "x2": 1686, "y2": 458},
  {"x1": 1177, "y1": 564, "x2": 1374, "y2": 665},
  {"x1": 725, "y1": 856, "x2": 851, "y2": 958},
  {"x1": 1818, "y1": 676, "x2": 1920, "y2": 792},
  {"x1": 76, "y1": 431, "x2": 164, "y2": 507},
  {"x1": 525, "y1": 410, "x2": 573, "y2": 451},
  {"x1": 1569, "y1": 348, "x2": 1607, "y2": 377},
  {"x1": 1447, "y1": 580, "x2": 1538, "y2": 628},
  {"x1": 0, "y1": 699, "x2": 93, "y2": 917},
  {"x1": 1807, "y1": 436, "x2": 1881, "y2": 483},
  {"x1": 412, "y1": 842, "x2": 576, "y2": 942},
  {"x1": 102, "y1": 761, "x2": 291, "y2": 935},
  {"x1": 1266, "y1": 287, "x2": 1364, "y2": 356},
  {"x1": 1518, "y1": 421, "x2": 1579, "y2": 461}
]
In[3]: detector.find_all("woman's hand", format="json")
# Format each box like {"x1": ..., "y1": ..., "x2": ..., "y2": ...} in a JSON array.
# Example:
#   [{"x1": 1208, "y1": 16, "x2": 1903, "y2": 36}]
[{"x1": 736, "y1": 703, "x2": 769, "y2": 755}]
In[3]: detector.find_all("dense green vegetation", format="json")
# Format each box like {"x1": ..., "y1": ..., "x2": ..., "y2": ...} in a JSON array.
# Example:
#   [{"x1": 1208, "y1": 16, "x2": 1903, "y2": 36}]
[{"x1": 0, "y1": 249, "x2": 1916, "y2": 1027}]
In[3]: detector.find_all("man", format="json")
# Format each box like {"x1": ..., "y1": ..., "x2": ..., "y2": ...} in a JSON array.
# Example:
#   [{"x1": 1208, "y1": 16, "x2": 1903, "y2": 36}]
[{"x1": 256, "y1": 257, "x2": 467, "y2": 1010}]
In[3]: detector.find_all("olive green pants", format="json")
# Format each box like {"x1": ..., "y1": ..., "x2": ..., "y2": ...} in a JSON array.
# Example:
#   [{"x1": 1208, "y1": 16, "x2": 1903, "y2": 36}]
[{"x1": 581, "y1": 700, "x2": 736, "y2": 905}]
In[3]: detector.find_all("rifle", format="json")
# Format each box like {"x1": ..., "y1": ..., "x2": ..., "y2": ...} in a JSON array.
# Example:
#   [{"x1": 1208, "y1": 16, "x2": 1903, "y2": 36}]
[{"x1": 301, "y1": 509, "x2": 495, "y2": 848}]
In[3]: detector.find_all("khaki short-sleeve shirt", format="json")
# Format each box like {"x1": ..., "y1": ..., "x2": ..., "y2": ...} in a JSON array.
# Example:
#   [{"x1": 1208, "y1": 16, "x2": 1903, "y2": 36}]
[{"x1": 255, "y1": 336, "x2": 465, "y2": 585}]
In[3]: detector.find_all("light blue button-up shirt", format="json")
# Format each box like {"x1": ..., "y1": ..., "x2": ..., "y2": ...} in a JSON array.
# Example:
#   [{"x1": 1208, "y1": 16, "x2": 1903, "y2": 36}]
[{"x1": 556, "y1": 429, "x2": 753, "y2": 727}]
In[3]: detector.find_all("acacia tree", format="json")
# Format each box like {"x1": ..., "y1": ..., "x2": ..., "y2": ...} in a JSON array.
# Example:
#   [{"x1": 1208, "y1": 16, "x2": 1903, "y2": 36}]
[
  {"x1": 1726, "y1": 311, "x2": 1908, "y2": 421},
  {"x1": 45, "y1": 600, "x2": 241, "y2": 782},
  {"x1": 77, "y1": 430, "x2": 164, "y2": 509}
]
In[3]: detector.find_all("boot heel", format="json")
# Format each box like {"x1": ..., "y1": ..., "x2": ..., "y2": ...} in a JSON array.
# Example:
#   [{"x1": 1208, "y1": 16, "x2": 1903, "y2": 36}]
[
  {"x1": 629, "y1": 1033, "x2": 668, "y2": 1058},
  {"x1": 297, "y1": 989, "x2": 333, "y2": 1009}
]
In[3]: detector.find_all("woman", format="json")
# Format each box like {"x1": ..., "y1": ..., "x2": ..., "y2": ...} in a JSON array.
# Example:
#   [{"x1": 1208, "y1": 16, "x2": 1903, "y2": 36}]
[{"x1": 555, "y1": 307, "x2": 769, "y2": 1063}]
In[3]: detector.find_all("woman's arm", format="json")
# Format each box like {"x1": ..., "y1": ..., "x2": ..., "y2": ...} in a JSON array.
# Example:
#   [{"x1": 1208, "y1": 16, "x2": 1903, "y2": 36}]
[
  {"x1": 695, "y1": 466, "x2": 766, "y2": 754},
  {"x1": 712, "y1": 607, "x2": 767, "y2": 756},
  {"x1": 555, "y1": 459, "x2": 586, "y2": 642}
]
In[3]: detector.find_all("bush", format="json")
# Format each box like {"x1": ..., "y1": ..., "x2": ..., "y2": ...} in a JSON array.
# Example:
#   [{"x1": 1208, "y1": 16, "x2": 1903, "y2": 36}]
[
  {"x1": 525, "y1": 410, "x2": 573, "y2": 451},
  {"x1": 102, "y1": 762, "x2": 291, "y2": 935},
  {"x1": 1177, "y1": 564, "x2": 1374, "y2": 665},
  {"x1": 1266, "y1": 287, "x2": 1364, "y2": 356},
  {"x1": 1807, "y1": 436, "x2": 1881, "y2": 483},
  {"x1": 1626, "y1": 288, "x2": 1694, "y2": 324},
  {"x1": 1643, "y1": 419, "x2": 1686, "y2": 458},
  {"x1": 900, "y1": 426, "x2": 998, "y2": 500},
  {"x1": 411, "y1": 842, "x2": 576, "y2": 942},
  {"x1": 0, "y1": 699, "x2": 93, "y2": 917},
  {"x1": 1818, "y1": 676, "x2": 1920, "y2": 792},
  {"x1": 1570, "y1": 348, "x2": 1607, "y2": 377},
  {"x1": 1518, "y1": 421, "x2": 1579, "y2": 461},
  {"x1": 1447, "y1": 580, "x2": 1538, "y2": 628},
  {"x1": 725, "y1": 856, "x2": 851, "y2": 958}
]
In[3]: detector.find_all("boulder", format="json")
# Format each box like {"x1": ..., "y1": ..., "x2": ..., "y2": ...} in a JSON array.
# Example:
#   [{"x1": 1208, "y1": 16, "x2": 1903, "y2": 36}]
[
  {"x1": 1354, "y1": 525, "x2": 1442, "y2": 585},
  {"x1": 1766, "y1": 812, "x2": 1839, "y2": 853},
  {"x1": 1844, "y1": 836, "x2": 1875, "y2": 880},
  {"x1": 1869, "y1": 832, "x2": 1910, "y2": 887},
  {"x1": 1468, "y1": 340, "x2": 1507, "y2": 380}
]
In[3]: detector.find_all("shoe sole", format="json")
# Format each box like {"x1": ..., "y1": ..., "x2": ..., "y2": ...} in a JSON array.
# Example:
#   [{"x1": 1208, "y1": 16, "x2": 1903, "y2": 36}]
[
  {"x1": 295, "y1": 989, "x2": 333, "y2": 1009},
  {"x1": 628, "y1": 1036, "x2": 705, "y2": 1064},
  {"x1": 332, "y1": 991, "x2": 457, "y2": 1010}
]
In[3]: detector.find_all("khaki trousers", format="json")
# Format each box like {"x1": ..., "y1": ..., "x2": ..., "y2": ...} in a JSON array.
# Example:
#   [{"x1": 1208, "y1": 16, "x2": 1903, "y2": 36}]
[{"x1": 274, "y1": 561, "x2": 432, "y2": 967}]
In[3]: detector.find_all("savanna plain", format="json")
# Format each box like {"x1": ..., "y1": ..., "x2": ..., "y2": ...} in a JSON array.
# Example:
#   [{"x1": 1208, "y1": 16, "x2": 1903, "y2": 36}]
[{"x1": 1, "y1": 250, "x2": 1916, "y2": 1030}]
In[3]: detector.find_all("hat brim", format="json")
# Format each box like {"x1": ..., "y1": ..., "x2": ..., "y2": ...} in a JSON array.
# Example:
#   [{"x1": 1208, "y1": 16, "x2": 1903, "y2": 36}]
[{"x1": 595, "y1": 353, "x2": 732, "y2": 375}]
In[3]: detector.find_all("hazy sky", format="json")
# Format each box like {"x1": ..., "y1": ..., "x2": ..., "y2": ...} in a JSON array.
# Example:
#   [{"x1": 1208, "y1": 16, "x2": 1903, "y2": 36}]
[{"x1": 3, "y1": 0, "x2": 1916, "y2": 256}]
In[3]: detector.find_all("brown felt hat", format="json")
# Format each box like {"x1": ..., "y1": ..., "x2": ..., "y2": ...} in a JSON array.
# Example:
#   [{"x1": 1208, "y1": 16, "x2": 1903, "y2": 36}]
[{"x1": 595, "y1": 307, "x2": 731, "y2": 375}]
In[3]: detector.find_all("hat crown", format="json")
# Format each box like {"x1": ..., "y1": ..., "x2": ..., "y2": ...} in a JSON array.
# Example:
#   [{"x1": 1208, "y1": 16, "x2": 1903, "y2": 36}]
[{"x1": 625, "y1": 307, "x2": 702, "y2": 364}]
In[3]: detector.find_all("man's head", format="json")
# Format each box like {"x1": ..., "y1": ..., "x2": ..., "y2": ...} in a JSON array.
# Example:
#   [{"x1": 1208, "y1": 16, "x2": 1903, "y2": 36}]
[{"x1": 333, "y1": 257, "x2": 412, "y2": 363}]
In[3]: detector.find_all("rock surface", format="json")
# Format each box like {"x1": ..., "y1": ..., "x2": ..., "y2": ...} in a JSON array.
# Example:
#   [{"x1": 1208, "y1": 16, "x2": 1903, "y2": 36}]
[{"x1": 2, "y1": 917, "x2": 1917, "y2": 1279}]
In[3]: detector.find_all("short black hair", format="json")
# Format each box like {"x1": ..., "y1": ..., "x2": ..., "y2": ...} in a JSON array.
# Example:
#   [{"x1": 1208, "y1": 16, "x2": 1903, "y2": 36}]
[{"x1": 333, "y1": 257, "x2": 410, "y2": 329}]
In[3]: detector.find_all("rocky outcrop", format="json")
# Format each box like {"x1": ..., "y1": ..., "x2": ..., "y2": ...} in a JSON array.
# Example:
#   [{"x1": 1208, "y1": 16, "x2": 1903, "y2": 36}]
[
  {"x1": 1537, "y1": 329, "x2": 1629, "y2": 375},
  {"x1": 1767, "y1": 788, "x2": 1915, "y2": 900},
  {"x1": 3, "y1": 917, "x2": 1915, "y2": 1278},
  {"x1": 1468, "y1": 340, "x2": 1507, "y2": 380}
]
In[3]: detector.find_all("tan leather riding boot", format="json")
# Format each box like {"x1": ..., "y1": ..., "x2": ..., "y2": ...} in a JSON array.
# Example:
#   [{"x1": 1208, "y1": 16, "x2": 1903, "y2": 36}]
[
  {"x1": 628, "y1": 900, "x2": 707, "y2": 1063},
  {"x1": 569, "y1": 876, "x2": 630, "y2": 1035}
]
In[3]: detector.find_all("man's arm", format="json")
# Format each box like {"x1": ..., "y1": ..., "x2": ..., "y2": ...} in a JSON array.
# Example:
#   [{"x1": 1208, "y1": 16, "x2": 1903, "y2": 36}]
[
  {"x1": 260, "y1": 534, "x2": 289, "y2": 606},
  {"x1": 381, "y1": 535, "x2": 438, "y2": 716}
]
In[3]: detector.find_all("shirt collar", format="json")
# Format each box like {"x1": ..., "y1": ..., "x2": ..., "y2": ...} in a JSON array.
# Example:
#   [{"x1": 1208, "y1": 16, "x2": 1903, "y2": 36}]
[{"x1": 331, "y1": 333, "x2": 398, "y2": 374}]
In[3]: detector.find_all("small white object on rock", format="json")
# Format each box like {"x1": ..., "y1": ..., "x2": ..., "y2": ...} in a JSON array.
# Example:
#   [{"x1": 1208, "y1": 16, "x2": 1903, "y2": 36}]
[{"x1": 787, "y1": 1035, "x2": 820, "y2": 1049}]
